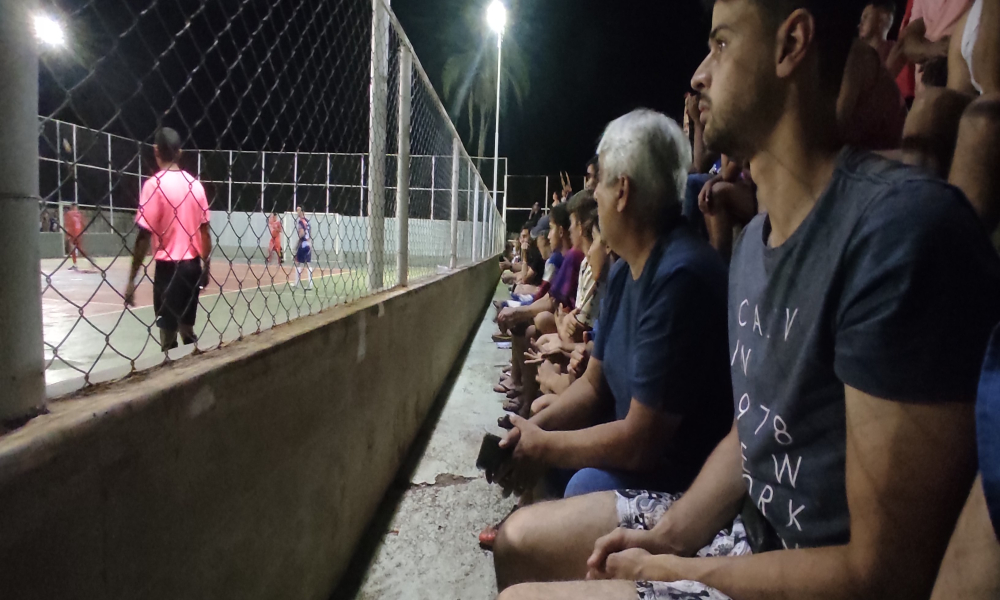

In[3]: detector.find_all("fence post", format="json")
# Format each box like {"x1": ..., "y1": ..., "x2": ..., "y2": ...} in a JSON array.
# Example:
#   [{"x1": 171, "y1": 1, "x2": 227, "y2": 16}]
[
  {"x1": 293, "y1": 152, "x2": 298, "y2": 211},
  {"x1": 396, "y1": 45, "x2": 412, "y2": 287},
  {"x1": 325, "y1": 153, "x2": 330, "y2": 215},
  {"x1": 107, "y1": 132, "x2": 114, "y2": 224},
  {"x1": 367, "y1": 0, "x2": 389, "y2": 291},
  {"x1": 260, "y1": 151, "x2": 266, "y2": 213},
  {"x1": 471, "y1": 179, "x2": 479, "y2": 263},
  {"x1": 450, "y1": 138, "x2": 459, "y2": 269},
  {"x1": 0, "y1": 0, "x2": 45, "y2": 418},
  {"x1": 430, "y1": 155, "x2": 436, "y2": 221},
  {"x1": 227, "y1": 150, "x2": 233, "y2": 213}
]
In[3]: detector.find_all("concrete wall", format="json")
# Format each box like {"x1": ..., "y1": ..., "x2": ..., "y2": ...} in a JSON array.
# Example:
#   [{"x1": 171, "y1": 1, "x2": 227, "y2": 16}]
[{"x1": 0, "y1": 257, "x2": 500, "y2": 600}]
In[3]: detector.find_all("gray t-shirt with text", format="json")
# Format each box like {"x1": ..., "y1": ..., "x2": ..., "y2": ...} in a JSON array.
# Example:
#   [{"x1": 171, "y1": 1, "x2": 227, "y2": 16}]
[{"x1": 730, "y1": 149, "x2": 1000, "y2": 549}]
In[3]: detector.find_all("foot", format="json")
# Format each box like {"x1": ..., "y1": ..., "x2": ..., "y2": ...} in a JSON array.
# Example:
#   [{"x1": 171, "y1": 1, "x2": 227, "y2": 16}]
[
  {"x1": 69, "y1": 265, "x2": 78, "y2": 271},
  {"x1": 492, "y1": 332, "x2": 512, "y2": 343}
]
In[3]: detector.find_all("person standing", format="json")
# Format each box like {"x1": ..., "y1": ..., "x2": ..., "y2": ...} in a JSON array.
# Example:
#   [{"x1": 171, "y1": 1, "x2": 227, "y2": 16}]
[
  {"x1": 125, "y1": 127, "x2": 212, "y2": 352},
  {"x1": 64, "y1": 202, "x2": 88, "y2": 271},
  {"x1": 293, "y1": 206, "x2": 313, "y2": 290},
  {"x1": 267, "y1": 211, "x2": 284, "y2": 265}
]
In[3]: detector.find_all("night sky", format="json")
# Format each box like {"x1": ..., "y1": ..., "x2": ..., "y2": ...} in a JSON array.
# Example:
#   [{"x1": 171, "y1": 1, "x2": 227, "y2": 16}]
[{"x1": 393, "y1": 0, "x2": 713, "y2": 179}]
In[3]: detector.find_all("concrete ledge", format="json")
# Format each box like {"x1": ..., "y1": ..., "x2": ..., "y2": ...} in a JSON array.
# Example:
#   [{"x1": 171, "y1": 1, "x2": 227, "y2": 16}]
[{"x1": 0, "y1": 257, "x2": 500, "y2": 600}]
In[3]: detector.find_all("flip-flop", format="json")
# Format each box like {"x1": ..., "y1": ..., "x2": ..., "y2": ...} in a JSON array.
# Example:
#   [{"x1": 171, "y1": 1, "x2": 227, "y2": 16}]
[
  {"x1": 492, "y1": 332, "x2": 512, "y2": 343},
  {"x1": 494, "y1": 382, "x2": 512, "y2": 394},
  {"x1": 478, "y1": 506, "x2": 520, "y2": 550},
  {"x1": 503, "y1": 398, "x2": 522, "y2": 413}
]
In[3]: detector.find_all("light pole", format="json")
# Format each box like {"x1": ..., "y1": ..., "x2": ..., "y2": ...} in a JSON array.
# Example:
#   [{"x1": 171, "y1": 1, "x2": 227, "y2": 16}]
[{"x1": 487, "y1": 1, "x2": 506, "y2": 227}]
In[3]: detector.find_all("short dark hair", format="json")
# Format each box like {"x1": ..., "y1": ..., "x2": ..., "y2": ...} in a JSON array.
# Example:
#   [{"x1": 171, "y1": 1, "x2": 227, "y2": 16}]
[
  {"x1": 550, "y1": 202, "x2": 571, "y2": 231},
  {"x1": 154, "y1": 127, "x2": 183, "y2": 163},
  {"x1": 568, "y1": 191, "x2": 599, "y2": 240},
  {"x1": 867, "y1": 0, "x2": 896, "y2": 14},
  {"x1": 586, "y1": 155, "x2": 599, "y2": 174},
  {"x1": 714, "y1": 0, "x2": 867, "y2": 93}
]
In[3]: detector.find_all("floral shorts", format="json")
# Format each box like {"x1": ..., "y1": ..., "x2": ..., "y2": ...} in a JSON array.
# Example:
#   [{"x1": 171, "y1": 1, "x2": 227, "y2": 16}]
[{"x1": 615, "y1": 490, "x2": 752, "y2": 600}]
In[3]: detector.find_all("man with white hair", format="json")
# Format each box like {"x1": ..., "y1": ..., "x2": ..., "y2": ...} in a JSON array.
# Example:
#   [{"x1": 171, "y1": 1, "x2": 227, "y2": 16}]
[{"x1": 491, "y1": 108, "x2": 733, "y2": 588}]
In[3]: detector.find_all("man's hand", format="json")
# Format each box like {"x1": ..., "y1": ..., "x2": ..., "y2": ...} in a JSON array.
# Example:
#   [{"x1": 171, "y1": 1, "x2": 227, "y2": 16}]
[
  {"x1": 587, "y1": 527, "x2": 665, "y2": 580},
  {"x1": 497, "y1": 306, "x2": 528, "y2": 332},
  {"x1": 685, "y1": 93, "x2": 702, "y2": 130},
  {"x1": 124, "y1": 280, "x2": 137, "y2": 308},
  {"x1": 535, "y1": 333, "x2": 566, "y2": 358},
  {"x1": 698, "y1": 175, "x2": 724, "y2": 215},
  {"x1": 569, "y1": 344, "x2": 590, "y2": 378},
  {"x1": 494, "y1": 415, "x2": 547, "y2": 496}
]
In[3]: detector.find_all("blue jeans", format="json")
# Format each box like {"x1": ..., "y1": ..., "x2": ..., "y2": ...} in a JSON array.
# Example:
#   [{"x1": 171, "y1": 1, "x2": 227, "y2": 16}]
[
  {"x1": 684, "y1": 174, "x2": 712, "y2": 239},
  {"x1": 555, "y1": 468, "x2": 681, "y2": 498},
  {"x1": 978, "y1": 324, "x2": 1000, "y2": 540}
]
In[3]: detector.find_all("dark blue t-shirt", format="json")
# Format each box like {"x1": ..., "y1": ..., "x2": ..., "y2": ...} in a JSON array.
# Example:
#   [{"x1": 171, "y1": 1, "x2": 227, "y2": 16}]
[
  {"x1": 730, "y1": 148, "x2": 1000, "y2": 550},
  {"x1": 979, "y1": 324, "x2": 1000, "y2": 540},
  {"x1": 594, "y1": 222, "x2": 733, "y2": 490}
]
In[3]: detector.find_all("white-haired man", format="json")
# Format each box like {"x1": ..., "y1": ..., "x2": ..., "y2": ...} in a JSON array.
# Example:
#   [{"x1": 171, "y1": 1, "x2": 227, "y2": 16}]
[{"x1": 491, "y1": 108, "x2": 733, "y2": 588}]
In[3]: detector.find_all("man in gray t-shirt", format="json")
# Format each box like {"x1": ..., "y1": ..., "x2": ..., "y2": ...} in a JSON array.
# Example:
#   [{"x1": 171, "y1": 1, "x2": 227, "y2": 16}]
[{"x1": 732, "y1": 148, "x2": 1000, "y2": 550}]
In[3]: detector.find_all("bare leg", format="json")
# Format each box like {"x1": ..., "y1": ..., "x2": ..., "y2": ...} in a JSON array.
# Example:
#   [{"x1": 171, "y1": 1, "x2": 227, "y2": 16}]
[
  {"x1": 534, "y1": 311, "x2": 557, "y2": 336},
  {"x1": 949, "y1": 94, "x2": 1000, "y2": 232},
  {"x1": 519, "y1": 325, "x2": 540, "y2": 415},
  {"x1": 494, "y1": 491, "x2": 620, "y2": 590},
  {"x1": 931, "y1": 476, "x2": 1000, "y2": 599},
  {"x1": 159, "y1": 328, "x2": 178, "y2": 351},
  {"x1": 498, "y1": 581, "x2": 636, "y2": 600},
  {"x1": 974, "y1": 0, "x2": 1000, "y2": 95},
  {"x1": 900, "y1": 87, "x2": 974, "y2": 177}
]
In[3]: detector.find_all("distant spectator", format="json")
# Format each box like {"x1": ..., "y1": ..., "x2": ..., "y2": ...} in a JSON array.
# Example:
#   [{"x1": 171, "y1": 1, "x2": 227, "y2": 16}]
[
  {"x1": 585, "y1": 156, "x2": 600, "y2": 192},
  {"x1": 839, "y1": 39, "x2": 908, "y2": 149},
  {"x1": 859, "y1": 0, "x2": 898, "y2": 64},
  {"x1": 889, "y1": 0, "x2": 972, "y2": 97},
  {"x1": 525, "y1": 202, "x2": 542, "y2": 226}
]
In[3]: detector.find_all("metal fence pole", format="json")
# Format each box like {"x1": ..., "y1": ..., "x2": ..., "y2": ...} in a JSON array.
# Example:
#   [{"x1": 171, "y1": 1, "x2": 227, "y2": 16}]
[
  {"x1": 227, "y1": 150, "x2": 233, "y2": 212},
  {"x1": 471, "y1": 180, "x2": 479, "y2": 263},
  {"x1": 360, "y1": 155, "x2": 365, "y2": 217},
  {"x1": 0, "y1": 0, "x2": 45, "y2": 418},
  {"x1": 481, "y1": 186, "x2": 488, "y2": 259},
  {"x1": 260, "y1": 151, "x2": 266, "y2": 213},
  {"x1": 450, "y1": 138, "x2": 459, "y2": 269},
  {"x1": 107, "y1": 132, "x2": 114, "y2": 224},
  {"x1": 367, "y1": 0, "x2": 389, "y2": 291},
  {"x1": 430, "y1": 155, "x2": 436, "y2": 221},
  {"x1": 325, "y1": 153, "x2": 331, "y2": 215},
  {"x1": 293, "y1": 151, "x2": 298, "y2": 211},
  {"x1": 396, "y1": 46, "x2": 412, "y2": 287}
]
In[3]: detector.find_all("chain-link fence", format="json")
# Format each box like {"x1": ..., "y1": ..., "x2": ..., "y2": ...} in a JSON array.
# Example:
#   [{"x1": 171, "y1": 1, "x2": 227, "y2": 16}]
[
  {"x1": 505, "y1": 174, "x2": 585, "y2": 234},
  {"x1": 32, "y1": 0, "x2": 504, "y2": 392}
]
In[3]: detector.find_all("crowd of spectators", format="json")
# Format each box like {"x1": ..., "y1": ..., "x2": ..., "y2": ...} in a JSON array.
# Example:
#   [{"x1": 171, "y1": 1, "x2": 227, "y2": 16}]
[{"x1": 484, "y1": 0, "x2": 1000, "y2": 598}]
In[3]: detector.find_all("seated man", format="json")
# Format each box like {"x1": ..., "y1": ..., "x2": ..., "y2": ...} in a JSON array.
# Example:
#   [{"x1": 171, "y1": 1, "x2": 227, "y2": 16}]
[
  {"x1": 512, "y1": 217, "x2": 559, "y2": 302},
  {"x1": 491, "y1": 109, "x2": 733, "y2": 509},
  {"x1": 494, "y1": 0, "x2": 1000, "y2": 598},
  {"x1": 501, "y1": 226, "x2": 531, "y2": 285}
]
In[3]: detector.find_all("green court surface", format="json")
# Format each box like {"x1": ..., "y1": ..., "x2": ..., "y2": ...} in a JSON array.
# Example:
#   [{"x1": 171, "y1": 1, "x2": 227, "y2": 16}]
[{"x1": 41, "y1": 256, "x2": 449, "y2": 390}]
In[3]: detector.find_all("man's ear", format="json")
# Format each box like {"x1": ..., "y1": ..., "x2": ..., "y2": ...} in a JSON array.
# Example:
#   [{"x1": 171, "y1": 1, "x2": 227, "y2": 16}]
[
  {"x1": 617, "y1": 177, "x2": 630, "y2": 215},
  {"x1": 775, "y1": 8, "x2": 816, "y2": 80}
]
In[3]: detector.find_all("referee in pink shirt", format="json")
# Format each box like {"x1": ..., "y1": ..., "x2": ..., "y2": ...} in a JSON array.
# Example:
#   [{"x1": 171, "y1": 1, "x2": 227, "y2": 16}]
[{"x1": 125, "y1": 128, "x2": 212, "y2": 351}]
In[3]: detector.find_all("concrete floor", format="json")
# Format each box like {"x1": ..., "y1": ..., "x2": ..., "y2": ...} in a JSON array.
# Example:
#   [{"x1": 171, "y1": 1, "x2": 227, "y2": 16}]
[{"x1": 335, "y1": 283, "x2": 513, "y2": 600}]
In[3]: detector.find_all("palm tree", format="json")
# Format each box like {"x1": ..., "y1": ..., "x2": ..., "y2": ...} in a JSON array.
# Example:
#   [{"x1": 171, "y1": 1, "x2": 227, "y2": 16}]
[{"x1": 440, "y1": 1, "x2": 529, "y2": 168}]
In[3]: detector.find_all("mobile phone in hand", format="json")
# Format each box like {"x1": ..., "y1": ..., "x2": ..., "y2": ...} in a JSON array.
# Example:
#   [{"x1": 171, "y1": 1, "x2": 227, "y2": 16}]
[{"x1": 476, "y1": 433, "x2": 513, "y2": 475}]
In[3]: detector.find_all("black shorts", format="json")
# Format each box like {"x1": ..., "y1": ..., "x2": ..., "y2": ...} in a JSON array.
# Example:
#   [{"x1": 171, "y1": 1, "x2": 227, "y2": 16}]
[{"x1": 153, "y1": 259, "x2": 203, "y2": 331}]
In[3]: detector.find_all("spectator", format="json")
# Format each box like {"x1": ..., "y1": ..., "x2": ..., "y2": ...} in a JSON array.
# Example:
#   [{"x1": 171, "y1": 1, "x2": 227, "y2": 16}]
[
  {"x1": 495, "y1": 1, "x2": 1000, "y2": 599},
  {"x1": 526, "y1": 202, "x2": 542, "y2": 226},
  {"x1": 125, "y1": 127, "x2": 212, "y2": 352},
  {"x1": 551, "y1": 191, "x2": 561, "y2": 207},
  {"x1": 496, "y1": 201, "x2": 584, "y2": 413},
  {"x1": 838, "y1": 39, "x2": 908, "y2": 150},
  {"x1": 889, "y1": 0, "x2": 972, "y2": 96},
  {"x1": 585, "y1": 156, "x2": 600, "y2": 192},
  {"x1": 683, "y1": 92, "x2": 723, "y2": 239},
  {"x1": 697, "y1": 155, "x2": 757, "y2": 261},
  {"x1": 492, "y1": 109, "x2": 733, "y2": 585},
  {"x1": 859, "y1": 0, "x2": 898, "y2": 64}
]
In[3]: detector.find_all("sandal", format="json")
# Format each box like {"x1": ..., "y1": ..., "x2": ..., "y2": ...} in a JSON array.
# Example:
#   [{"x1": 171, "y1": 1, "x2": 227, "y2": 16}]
[
  {"x1": 478, "y1": 506, "x2": 520, "y2": 550},
  {"x1": 502, "y1": 398, "x2": 523, "y2": 413}
]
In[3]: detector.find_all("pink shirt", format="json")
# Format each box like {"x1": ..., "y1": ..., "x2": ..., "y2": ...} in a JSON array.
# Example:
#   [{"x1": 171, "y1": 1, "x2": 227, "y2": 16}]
[
  {"x1": 912, "y1": 0, "x2": 972, "y2": 41},
  {"x1": 136, "y1": 169, "x2": 210, "y2": 262}
]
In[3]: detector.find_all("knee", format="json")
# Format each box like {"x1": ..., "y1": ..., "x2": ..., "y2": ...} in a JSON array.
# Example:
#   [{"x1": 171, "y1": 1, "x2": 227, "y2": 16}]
[
  {"x1": 494, "y1": 506, "x2": 534, "y2": 565},
  {"x1": 960, "y1": 94, "x2": 1000, "y2": 131},
  {"x1": 497, "y1": 583, "x2": 536, "y2": 600}
]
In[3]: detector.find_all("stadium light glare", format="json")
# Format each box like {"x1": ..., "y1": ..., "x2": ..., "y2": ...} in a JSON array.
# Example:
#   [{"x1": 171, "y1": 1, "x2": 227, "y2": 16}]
[
  {"x1": 34, "y1": 14, "x2": 67, "y2": 48},
  {"x1": 487, "y1": 1, "x2": 506, "y2": 34}
]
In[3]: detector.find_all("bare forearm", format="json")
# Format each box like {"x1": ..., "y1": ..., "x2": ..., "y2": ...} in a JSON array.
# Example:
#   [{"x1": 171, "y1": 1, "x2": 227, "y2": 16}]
[
  {"x1": 652, "y1": 425, "x2": 745, "y2": 555},
  {"x1": 904, "y1": 37, "x2": 950, "y2": 64},
  {"x1": 541, "y1": 421, "x2": 648, "y2": 472},
  {"x1": 201, "y1": 225, "x2": 212, "y2": 262},
  {"x1": 129, "y1": 230, "x2": 151, "y2": 282},
  {"x1": 647, "y1": 546, "x2": 861, "y2": 600},
  {"x1": 533, "y1": 372, "x2": 601, "y2": 431}
]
